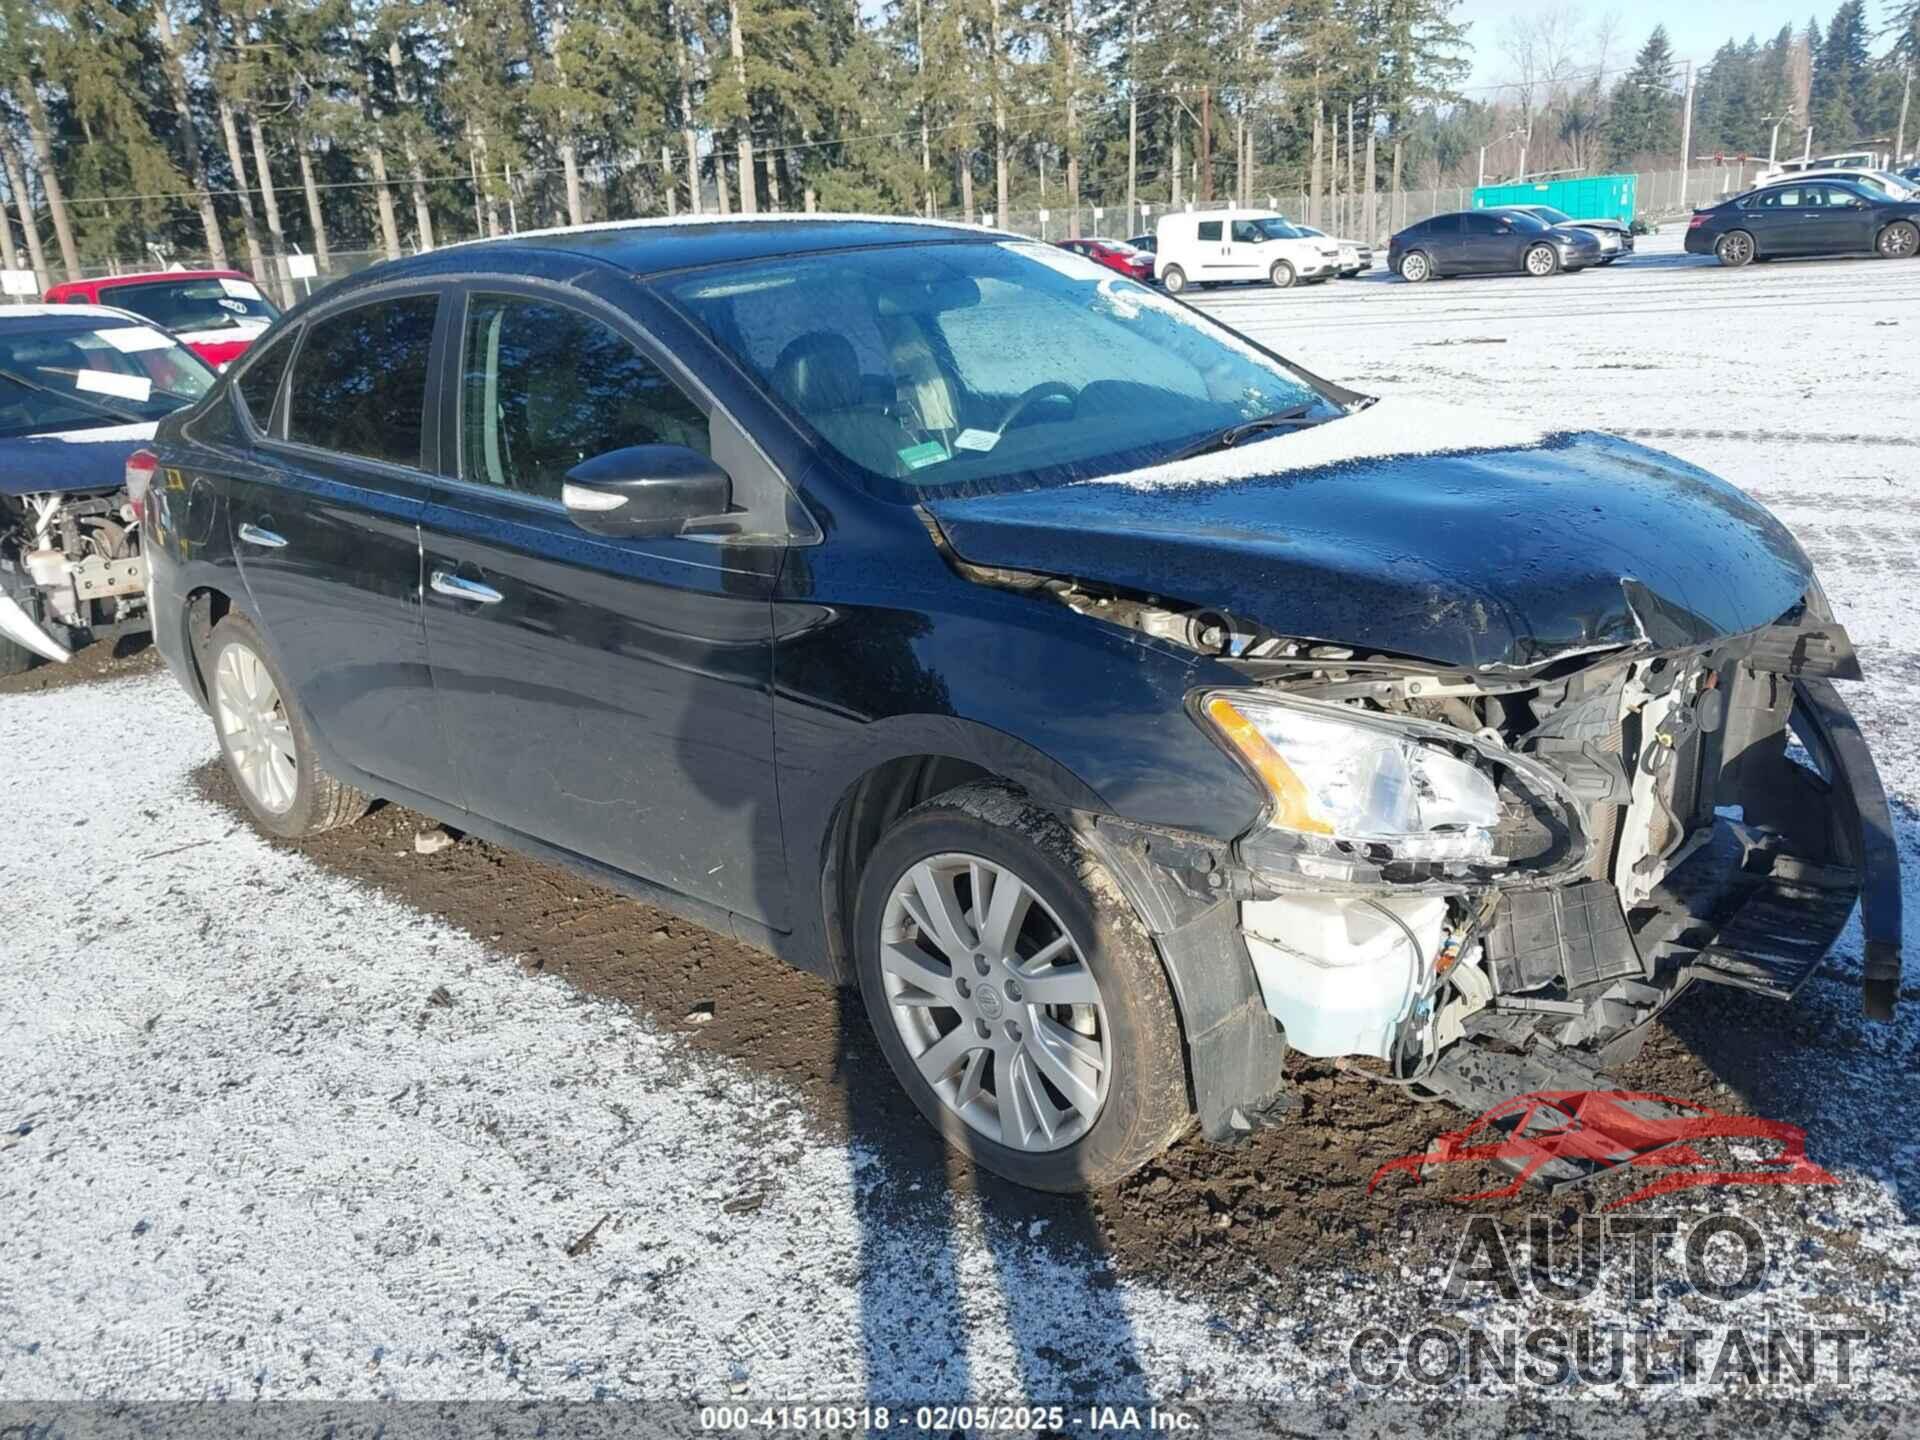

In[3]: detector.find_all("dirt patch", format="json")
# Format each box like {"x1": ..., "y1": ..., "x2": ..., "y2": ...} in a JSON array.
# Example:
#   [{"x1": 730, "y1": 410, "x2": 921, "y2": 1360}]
[
  {"x1": 0, "y1": 630, "x2": 160, "y2": 697},
  {"x1": 189, "y1": 754, "x2": 1818, "y2": 1304}
]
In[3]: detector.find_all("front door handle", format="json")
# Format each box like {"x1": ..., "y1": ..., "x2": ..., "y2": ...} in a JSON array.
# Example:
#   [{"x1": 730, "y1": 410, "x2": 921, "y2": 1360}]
[
  {"x1": 237, "y1": 522, "x2": 287, "y2": 549},
  {"x1": 429, "y1": 569, "x2": 504, "y2": 604}
]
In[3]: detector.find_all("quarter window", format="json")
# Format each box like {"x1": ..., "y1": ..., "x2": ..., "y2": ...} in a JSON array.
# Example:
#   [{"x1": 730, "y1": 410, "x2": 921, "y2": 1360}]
[
  {"x1": 286, "y1": 296, "x2": 437, "y2": 466},
  {"x1": 459, "y1": 294, "x2": 709, "y2": 501}
]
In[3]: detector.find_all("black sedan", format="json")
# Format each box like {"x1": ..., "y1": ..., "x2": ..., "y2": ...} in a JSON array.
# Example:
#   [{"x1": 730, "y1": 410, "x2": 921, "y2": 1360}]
[
  {"x1": 1506, "y1": 204, "x2": 1634, "y2": 263},
  {"x1": 1387, "y1": 208, "x2": 1604, "y2": 281},
  {"x1": 1687, "y1": 180, "x2": 1920, "y2": 265},
  {"x1": 141, "y1": 216, "x2": 1900, "y2": 1194}
]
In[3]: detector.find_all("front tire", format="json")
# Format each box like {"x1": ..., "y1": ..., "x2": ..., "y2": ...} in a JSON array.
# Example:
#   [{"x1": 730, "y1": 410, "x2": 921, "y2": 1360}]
[
  {"x1": 207, "y1": 613, "x2": 370, "y2": 840},
  {"x1": 1269, "y1": 260, "x2": 1296, "y2": 288},
  {"x1": 1399, "y1": 250, "x2": 1432, "y2": 283},
  {"x1": 1877, "y1": 221, "x2": 1918, "y2": 259},
  {"x1": 1524, "y1": 243, "x2": 1560, "y2": 277},
  {"x1": 1161, "y1": 265, "x2": 1188, "y2": 294},
  {"x1": 853, "y1": 784, "x2": 1192, "y2": 1192},
  {"x1": 1715, "y1": 230, "x2": 1756, "y2": 267}
]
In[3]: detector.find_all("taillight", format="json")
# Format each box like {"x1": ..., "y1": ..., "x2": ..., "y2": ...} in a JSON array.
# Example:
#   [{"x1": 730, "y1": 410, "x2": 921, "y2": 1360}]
[
  {"x1": 1687, "y1": 214, "x2": 1707, "y2": 228},
  {"x1": 125, "y1": 448, "x2": 158, "y2": 522}
]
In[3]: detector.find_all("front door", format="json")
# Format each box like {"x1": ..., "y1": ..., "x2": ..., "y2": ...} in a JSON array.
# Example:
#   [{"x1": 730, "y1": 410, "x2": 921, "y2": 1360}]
[
  {"x1": 419, "y1": 286, "x2": 789, "y2": 927},
  {"x1": 1223, "y1": 219, "x2": 1270, "y2": 279},
  {"x1": 1458, "y1": 212, "x2": 1515, "y2": 271},
  {"x1": 225, "y1": 290, "x2": 457, "y2": 803}
]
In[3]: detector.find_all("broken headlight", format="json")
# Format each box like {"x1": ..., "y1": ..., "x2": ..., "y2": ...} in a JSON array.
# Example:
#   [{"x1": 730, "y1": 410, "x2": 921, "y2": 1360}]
[{"x1": 1198, "y1": 690, "x2": 1588, "y2": 890}]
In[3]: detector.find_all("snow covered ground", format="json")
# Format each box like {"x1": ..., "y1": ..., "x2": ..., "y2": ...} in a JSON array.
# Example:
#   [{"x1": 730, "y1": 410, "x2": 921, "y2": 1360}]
[{"x1": 3, "y1": 234, "x2": 1918, "y2": 1419}]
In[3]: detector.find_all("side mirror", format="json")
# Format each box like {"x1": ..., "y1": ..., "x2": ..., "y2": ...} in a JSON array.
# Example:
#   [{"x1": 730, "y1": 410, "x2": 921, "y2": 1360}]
[{"x1": 561, "y1": 444, "x2": 732, "y2": 539}]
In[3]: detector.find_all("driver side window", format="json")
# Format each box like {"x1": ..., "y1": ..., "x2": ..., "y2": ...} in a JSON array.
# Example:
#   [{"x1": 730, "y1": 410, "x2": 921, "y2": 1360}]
[
  {"x1": 1231, "y1": 220, "x2": 1263, "y2": 243},
  {"x1": 458, "y1": 294, "x2": 709, "y2": 501}
]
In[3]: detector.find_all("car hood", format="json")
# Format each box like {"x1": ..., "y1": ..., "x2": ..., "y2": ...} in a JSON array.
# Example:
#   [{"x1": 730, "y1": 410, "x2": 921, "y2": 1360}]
[
  {"x1": 0, "y1": 422, "x2": 154, "y2": 497},
  {"x1": 924, "y1": 426, "x2": 1812, "y2": 671}
]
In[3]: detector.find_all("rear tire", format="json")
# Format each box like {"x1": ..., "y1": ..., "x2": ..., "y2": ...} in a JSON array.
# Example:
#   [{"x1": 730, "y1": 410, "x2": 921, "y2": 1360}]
[
  {"x1": 1399, "y1": 250, "x2": 1432, "y2": 283},
  {"x1": 1269, "y1": 260, "x2": 1296, "y2": 288},
  {"x1": 1715, "y1": 230, "x2": 1756, "y2": 267},
  {"x1": 1161, "y1": 265, "x2": 1188, "y2": 294},
  {"x1": 1877, "y1": 221, "x2": 1918, "y2": 259},
  {"x1": 207, "y1": 612, "x2": 370, "y2": 841},
  {"x1": 853, "y1": 783, "x2": 1192, "y2": 1192}
]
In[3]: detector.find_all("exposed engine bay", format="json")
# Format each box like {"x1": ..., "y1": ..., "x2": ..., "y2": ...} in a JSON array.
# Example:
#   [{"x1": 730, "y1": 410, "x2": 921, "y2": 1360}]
[
  {"x1": 950, "y1": 543, "x2": 1901, "y2": 1123},
  {"x1": 0, "y1": 487, "x2": 148, "y2": 667}
]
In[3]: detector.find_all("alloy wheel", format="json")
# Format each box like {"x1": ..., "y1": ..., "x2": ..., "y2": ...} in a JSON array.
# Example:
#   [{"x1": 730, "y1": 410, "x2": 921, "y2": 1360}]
[
  {"x1": 1525, "y1": 245, "x2": 1556, "y2": 276},
  {"x1": 1880, "y1": 223, "x2": 1917, "y2": 258},
  {"x1": 1401, "y1": 253, "x2": 1429, "y2": 282},
  {"x1": 214, "y1": 643, "x2": 298, "y2": 815},
  {"x1": 878, "y1": 852, "x2": 1111, "y2": 1152},
  {"x1": 1718, "y1": 232, "x2": 1753, "y2": 266}
]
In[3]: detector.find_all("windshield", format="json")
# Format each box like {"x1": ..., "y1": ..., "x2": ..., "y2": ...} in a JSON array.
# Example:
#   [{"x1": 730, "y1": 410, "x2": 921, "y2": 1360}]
[
  {"x1": 1527, "y1": 206, "x2": 1572, "y2": 223},
  {"x1": 661, "y1": 240, "x2": 1343, "y2": 499},
  {"x1": 97, "y1": 276, "x2": 280, "y2": 334},
  {"x1": 1253, "y1": 217, "x2": 1304, "y2": 239},
  {"x1": 1504, "y1": 210, "x2": 1553, "y2": 232},
  {"x1": 0, "y1": 319, "x2": 217, "y2": 438}
]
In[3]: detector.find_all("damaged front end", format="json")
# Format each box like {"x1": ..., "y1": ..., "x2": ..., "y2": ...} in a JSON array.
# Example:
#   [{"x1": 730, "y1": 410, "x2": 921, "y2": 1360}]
[
  {"x1": 1195, "y1": 591, "x2": 1902, "y2": 1121},
  {"x1": 0, "y1": 482, "x2": 150, "y2": 666}
]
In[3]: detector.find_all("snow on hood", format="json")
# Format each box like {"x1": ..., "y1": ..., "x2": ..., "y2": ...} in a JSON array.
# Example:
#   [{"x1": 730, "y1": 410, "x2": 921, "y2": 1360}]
[
  {"x1": 1088, "y1": 396, "x2": 1561, "y2": 491},
  {"x1": 19, "y1": 421, "x2": 158, "y2": 445}
]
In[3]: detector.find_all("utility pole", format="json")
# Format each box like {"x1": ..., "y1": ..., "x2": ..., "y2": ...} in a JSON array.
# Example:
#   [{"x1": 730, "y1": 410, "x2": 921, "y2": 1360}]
[
  {"x1": 1199, "y1": 86, "x2": 1213, "y2": 202},
  {"x1": 1897, "y1": 65, "x2": 1913, "y2": 163},
  {"x1": 1677, "y1": 60, "x2": 1695, "y2": 211}
]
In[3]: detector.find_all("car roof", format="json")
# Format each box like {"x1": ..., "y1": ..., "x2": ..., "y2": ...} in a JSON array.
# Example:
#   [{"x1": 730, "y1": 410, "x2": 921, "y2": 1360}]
[
  {"x1": 47, "y1": 268, "x2": 256, "y2": 291},
  {"x1": 0, "y1": 302, "x2": 158, "y2": 329},
  {"x1": 432, "y1": 213, "x2": 1010, "y2": 276}
]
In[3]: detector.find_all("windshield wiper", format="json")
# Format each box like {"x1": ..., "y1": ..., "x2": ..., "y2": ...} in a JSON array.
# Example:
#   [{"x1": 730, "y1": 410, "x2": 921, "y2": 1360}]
[
  {"x1": 1169, "y1": 403, "x2": 1327, "y2": 461},
  {"x1": 0, "y1": 366, "x2": 148, "y2": 426}
]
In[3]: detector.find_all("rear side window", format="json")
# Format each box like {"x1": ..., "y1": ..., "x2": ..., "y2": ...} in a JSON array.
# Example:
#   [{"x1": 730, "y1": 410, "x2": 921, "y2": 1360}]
[
  {"x1": 1462, "y1": 213, "x2": 1499, "y2": 235},
  {"x1": 1196, "y1": 221, "x2": 1223, "y2": 241},
  {"x1": 235, "y1": 326, "x2": 298, "y2": 430},
  {"x1": 1428, "y1": 214, "x2": 1461, "y2": 234},
  {"x1": 458, "y1": 294, "x2": 709, "y2": 501},
  {"x1": 287, "y1": 296, "x2": 437, "y2": 467}
]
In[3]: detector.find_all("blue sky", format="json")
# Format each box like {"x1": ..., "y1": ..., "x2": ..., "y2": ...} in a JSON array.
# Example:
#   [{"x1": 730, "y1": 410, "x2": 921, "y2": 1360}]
[{"x1": 1456, "y1": 0, "x2": 1827, "y2": 93}]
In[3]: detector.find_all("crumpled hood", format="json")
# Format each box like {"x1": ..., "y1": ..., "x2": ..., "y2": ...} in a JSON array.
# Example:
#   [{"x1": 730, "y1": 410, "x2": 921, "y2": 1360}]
[
  {"x1": 925, "y1": 429, "x2": 1813, "y2": 670},
  {"x1": 0, "y1": 422, "x2": 155, "y2": 498}
]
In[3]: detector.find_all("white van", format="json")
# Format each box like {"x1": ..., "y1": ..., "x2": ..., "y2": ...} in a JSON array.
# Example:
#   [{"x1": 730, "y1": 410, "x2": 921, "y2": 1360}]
[{"x1": 1154, "y1": 210, "x2": 1342, "y2": 293}]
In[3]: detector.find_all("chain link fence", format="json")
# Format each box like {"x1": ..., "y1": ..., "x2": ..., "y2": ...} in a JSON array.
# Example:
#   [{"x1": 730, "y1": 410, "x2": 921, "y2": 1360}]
[{"x1": 4, "y1": 162, "x2": 1781, "y2": 302}]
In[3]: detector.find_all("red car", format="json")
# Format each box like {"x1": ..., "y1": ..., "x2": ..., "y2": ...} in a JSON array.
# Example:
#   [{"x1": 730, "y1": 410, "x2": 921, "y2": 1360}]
[
  {"x1": 1368, "y1": 1090, "x2": 1839, "y2": 1210},
  {"x1": 43, "y1": 270, "x2": 280, "y2": 368},
  {"x1": 1055, "y1": 238, "x2": 1155, "y2": 283}
]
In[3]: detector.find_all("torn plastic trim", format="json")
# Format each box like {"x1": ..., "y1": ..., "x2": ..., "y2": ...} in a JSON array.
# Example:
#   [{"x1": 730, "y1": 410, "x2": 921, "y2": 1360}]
[{"x1": 0, "y1": 589, "x2": 71, "y2": 663}]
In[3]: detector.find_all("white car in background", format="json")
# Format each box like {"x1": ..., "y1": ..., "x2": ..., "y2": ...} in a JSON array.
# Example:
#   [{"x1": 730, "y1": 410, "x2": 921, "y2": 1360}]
[
  {"x1": 1154, "y1": 209, "x2": 1340, "y2": 293},
  {"x1": 1296, "y1": 225, "x2": 1375, "y2": 276},
  {"x1": 1752, "y1": 167, "x2": 1917, "y2": 199}
]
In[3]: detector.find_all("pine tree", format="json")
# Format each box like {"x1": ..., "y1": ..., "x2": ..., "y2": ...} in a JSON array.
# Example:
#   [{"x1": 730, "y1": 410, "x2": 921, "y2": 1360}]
[
  {"x1": 1810, "y1": 0, "x2": 1870, "y2": 143},
  {"x1": 1605, "y1": 24, "x2": 1679, "y2": 166}
]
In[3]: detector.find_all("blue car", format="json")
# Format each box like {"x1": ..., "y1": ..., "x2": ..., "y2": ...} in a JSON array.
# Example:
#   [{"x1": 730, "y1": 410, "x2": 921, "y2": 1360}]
[{"x1": 0, "y1": 305, "x2": 217, "y2": 671}]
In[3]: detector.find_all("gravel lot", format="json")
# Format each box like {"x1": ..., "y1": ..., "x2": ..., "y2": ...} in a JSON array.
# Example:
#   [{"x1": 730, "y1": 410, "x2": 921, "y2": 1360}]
[{"x1": 3, "y1": 233, "x2": 1917, "y2": 1418}]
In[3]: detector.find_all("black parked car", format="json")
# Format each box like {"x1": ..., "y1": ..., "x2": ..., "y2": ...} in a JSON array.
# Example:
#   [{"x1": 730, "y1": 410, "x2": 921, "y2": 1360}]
[
  {"x1": 1388, "y1": 208, "x2": 1604, "y2": 281},
  {"x1": 1686, "y1": 180, "x2": 1920, "y2": 265},
  {"x1": 1505, "y1": 204, "x2": 1635, "y2": 264},
  {"x1": 142, "y1": 218, "x2": 1901, "y2": 1192}
]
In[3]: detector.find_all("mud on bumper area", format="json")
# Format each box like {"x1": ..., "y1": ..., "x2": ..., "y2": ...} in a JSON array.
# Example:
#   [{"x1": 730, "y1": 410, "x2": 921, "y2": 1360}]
[{"x1": 1093, "y1": 643, "x2": 1903, "y2": 1151}]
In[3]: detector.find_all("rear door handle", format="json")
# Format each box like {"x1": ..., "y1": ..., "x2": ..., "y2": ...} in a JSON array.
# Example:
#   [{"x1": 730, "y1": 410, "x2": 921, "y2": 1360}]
[
  {"x1": 429, "y1": 569, "x2": 504, "y2": 604},
  {"x1": 237, "y1": 522, "x2": 287, "y2": 549}
]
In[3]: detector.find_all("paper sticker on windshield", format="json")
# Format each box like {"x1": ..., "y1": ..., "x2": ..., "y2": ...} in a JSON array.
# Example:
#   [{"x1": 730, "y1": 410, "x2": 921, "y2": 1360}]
[
  {"x1": 76, "y1": 369, "x2": 152, "y2": 403},
  {"x1": 218, "y1": 277, "x2": 264, "y2": 300},
  {"x1": 94, "y1": 327, "x2": 174, "y2": 354},
  {"x1": 897, "y1": 440, "x2": 950, "y2": 471},
  {"x1": 953, "y1": 428, "x2": 1000, "y2": 453}
]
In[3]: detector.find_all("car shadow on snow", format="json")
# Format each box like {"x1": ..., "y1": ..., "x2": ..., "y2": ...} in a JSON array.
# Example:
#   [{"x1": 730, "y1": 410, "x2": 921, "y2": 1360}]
[{"x1": 1660, "y1": 795, "x2": 1920, "y2": 1221}]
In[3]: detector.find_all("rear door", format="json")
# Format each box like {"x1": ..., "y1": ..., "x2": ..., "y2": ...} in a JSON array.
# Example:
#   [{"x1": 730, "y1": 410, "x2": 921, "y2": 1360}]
[
  {"x1": 1742, "y1": 187, "x2": 1803, "y2": 254},
  {"x1": 225, "y1": 287, "x2": 457, "y2": 803},
  {"x1": 1458, "y1": 212, "x2": 1514, "y2": 271},
  {"x1": 1192, "y1": 219, "x2": 1236, "y2": 280},
  {"x1": 417, "y1": 282, "x2": 790, "y2": 926},
  {"x1": 1421, "y1": 213, "x2": 1462, "y2": 271}
]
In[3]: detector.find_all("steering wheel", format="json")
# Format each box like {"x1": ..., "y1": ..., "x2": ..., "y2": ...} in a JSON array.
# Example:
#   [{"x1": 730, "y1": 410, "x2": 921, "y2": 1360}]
[{"x1": 997, "y1": 380, "x2": 1080, "y2": 434}]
